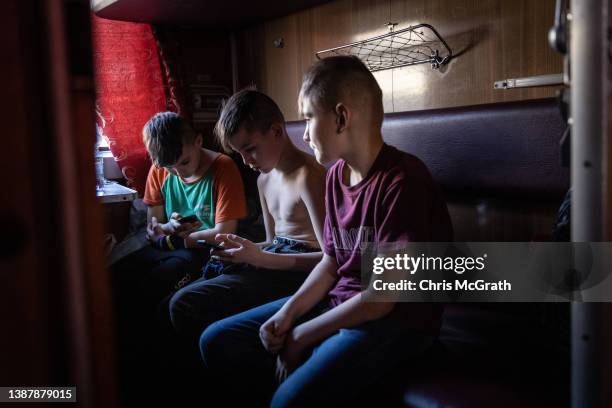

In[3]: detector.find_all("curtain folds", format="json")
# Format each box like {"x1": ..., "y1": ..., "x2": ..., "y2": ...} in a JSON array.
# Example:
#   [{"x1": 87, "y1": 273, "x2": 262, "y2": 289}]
[{"x1": 92, "y1": 15, "x2": 167, "y2": 194}]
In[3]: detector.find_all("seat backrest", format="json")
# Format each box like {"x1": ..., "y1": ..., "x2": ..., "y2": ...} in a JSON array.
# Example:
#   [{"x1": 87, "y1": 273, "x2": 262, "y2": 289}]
[
  {"x1": 286, "y1": 99, "x2": 570, "y2": 354},
  {"x1": 286, "y1": 98, "x2": 569, "y2": 242}
]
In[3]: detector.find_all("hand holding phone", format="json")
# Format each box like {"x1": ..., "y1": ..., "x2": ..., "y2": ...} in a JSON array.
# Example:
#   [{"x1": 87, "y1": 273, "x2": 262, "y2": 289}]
[
  {"x1": 178, "y1": 214, "x2": 199, "y2": 225},
  {"x1": 196, "y1": 239, "x2": 224, "y2": 251}
]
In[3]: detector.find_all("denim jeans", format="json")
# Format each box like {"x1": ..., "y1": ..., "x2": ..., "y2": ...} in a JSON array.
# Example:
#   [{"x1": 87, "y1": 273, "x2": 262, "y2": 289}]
[
  {"x1": 199, "y1": 297, "x2": 435, "y2": 408},
  {"x1": 168, "y1": 237, "x2": 319, "y2": 343}
]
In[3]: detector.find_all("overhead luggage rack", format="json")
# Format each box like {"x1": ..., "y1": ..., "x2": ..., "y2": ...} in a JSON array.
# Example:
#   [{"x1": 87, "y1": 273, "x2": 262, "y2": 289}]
[{"x1": 315, "y1": 23, "x2": 452, "y2": 72}]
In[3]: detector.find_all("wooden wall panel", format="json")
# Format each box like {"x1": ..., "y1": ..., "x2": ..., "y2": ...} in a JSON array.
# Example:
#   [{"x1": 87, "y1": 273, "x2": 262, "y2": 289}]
[
  {"x1": 263, "y1": 16, "x2": 301, "y2": 117},
  {"x1": 236, "y1": 0, "x2": 563, "y2": 120}
]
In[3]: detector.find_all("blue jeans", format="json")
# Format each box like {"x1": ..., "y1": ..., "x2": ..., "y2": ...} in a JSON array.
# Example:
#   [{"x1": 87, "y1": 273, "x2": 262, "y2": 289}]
[{"x1": 200, "y1": 297, "x2": 434, "y2": 407}]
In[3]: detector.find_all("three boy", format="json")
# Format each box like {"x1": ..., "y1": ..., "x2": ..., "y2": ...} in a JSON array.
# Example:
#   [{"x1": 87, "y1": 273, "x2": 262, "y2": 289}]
[{"x1": 120, "y1": 54, "x2": 451, "y2": 406}]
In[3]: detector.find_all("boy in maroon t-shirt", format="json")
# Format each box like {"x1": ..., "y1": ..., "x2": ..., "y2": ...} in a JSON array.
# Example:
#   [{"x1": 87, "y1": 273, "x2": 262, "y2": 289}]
[{"x1": 199, "y1": 56, "x2": 452, "y2": 407}]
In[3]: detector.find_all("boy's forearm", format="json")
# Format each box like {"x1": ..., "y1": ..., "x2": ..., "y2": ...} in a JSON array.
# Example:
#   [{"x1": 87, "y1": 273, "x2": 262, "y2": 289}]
[
  {"x1": 292, "y1": 294, "x2": 395, "y2": 349},
  {"x1": 254, "y1": 251, "x2": 323, "y2": 272},
  {"x1": 147, "y1": 205, "x2": 167, "y2": 225},
  {"x1": 185, "y1": 229, "x2": 219, "y2": 245},
  {"x1": 281, "y1": 255, "x2": 338, "y2": 320},
  {"x1": 185, "y1": 220, "x2": 238, "y2": 247}
]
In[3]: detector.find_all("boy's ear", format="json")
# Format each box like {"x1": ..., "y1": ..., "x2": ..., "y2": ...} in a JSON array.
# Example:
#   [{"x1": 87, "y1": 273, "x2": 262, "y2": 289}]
[
  {"x1": 269, "y1": 122, "x2": 284, "y2": 138},
  {"x1": 335, "y1": 103, "x2": 349, "y2": 134},
  {"x1": 194, "y1": 133, "x2": 203, "y2": 147}
]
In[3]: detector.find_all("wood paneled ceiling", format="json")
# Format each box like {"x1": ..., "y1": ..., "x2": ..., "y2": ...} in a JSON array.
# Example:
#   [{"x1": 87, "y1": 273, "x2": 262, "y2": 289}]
[{"x1": 92, "y1": 0, "x2": 332, "y2": 27}]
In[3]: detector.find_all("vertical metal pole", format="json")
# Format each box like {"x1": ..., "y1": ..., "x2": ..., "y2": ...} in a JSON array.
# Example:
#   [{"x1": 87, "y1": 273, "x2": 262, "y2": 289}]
[{"x1": 570, "y1": 0, "x2": 605, "y2": 407}]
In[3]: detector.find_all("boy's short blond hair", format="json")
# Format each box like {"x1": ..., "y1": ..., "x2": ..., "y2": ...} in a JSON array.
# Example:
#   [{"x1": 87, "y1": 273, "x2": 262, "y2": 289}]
[
  {"x1": 299, "y1": 55, "x2": 384, "y2": 126},
  {"x1": 215, "y1": 89, "x2": 285, "y2": 153},
  {"x1": 142, "y1": 111, "x2": 197, "y2": 167}
]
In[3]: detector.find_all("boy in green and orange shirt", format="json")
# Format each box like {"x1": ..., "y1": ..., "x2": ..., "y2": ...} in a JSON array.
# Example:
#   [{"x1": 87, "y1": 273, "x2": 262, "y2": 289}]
[{"x1": 114, "y1": 111, "x2": 246, "y2": 310}]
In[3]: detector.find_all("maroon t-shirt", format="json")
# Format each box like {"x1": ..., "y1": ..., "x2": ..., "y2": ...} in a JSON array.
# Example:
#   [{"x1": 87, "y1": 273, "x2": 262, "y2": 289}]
[{"x1": 323, "y1": 143, "x2": 453, "y2": 332}]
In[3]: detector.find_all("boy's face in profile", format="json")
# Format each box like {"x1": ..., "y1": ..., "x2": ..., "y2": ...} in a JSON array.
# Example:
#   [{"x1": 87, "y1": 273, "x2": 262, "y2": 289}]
[
  {"x1": 229, "y1": 126, "x2": 282, "y2": 173},
  {"x1": 163, "y1": 135, "x2": 202, "y2": 179},
  {"x1": 301, "y1": 95, "x2": 339, "y2": 165}
]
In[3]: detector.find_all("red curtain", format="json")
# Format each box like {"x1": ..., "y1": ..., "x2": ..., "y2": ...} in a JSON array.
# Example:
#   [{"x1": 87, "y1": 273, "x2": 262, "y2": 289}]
[{"x1": 92, "y1": 15, "x2": 167, "y2": 195}]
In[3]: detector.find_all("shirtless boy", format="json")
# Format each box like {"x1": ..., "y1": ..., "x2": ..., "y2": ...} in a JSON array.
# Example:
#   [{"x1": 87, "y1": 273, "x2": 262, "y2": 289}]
[{"x1": 168, "y1": 89, "x2": 326, "y2": 342}]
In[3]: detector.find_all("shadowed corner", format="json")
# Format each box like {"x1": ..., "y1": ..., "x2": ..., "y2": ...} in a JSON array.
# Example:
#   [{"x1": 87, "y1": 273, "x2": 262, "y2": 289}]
[{"x1": 437, "y1": 24, "x2": 490, "y2": 74}]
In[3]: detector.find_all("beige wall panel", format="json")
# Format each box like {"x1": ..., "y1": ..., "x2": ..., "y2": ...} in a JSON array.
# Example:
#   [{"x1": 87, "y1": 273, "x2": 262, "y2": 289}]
[{"x1": 238, "y1": 0, "x2": 562, "y2": 120}]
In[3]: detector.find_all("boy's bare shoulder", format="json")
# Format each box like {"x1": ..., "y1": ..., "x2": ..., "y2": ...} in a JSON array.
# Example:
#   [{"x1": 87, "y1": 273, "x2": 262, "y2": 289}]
[
  {"x1": 257, "y1": 172, "x2": 270, "y2": 188},
  {"x1": 258, "y1": 152, "x2": 324, "y2": 193},
  {"x1": 295, "y1": 152, "x2": 326, "y2": 186}
]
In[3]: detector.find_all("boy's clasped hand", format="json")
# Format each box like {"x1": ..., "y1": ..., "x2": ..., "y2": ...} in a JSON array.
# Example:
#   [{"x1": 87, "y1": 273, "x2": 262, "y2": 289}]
[{"x1": 260, "y1": 309, "x2": 305, "y2": 382}]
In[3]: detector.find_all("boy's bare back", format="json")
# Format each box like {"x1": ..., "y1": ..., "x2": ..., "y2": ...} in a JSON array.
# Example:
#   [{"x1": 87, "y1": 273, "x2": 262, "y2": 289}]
[{"x1": 258, "y1": 150, "x2": 325, "y2": 247}]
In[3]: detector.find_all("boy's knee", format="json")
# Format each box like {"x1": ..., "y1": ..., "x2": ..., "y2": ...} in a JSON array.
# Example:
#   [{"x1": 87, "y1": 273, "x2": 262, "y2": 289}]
[
  {"x1": 168, "y1": 288, "x2": 205, "y2": 337},
  {"x1": 168, "y1": 289, "x2": 187, "y2": 328},
  {"x1": 270, "y1": 381, "x2": 311, "y2": 408},
  {"x1": 199, "y1": 320, "x2": 227, "y2": 368}
]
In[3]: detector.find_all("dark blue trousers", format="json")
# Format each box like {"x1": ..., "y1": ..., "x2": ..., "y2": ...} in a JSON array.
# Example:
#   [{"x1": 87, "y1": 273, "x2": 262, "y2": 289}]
[
  {"x1": 200, "y1": 296, "x2": 434, "y2": 408},
  {"x1": 168, "y1": 237, "x2": 318, "y2": 343}
]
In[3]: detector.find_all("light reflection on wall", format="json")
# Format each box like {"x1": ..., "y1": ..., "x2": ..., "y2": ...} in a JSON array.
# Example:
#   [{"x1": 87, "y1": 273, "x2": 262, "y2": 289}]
[
  {"x1": 393, "y1": 66, "x2": 427, "y2": 96},
  {"x1": 373, "y1": 65, "x2": 427, "y2": 113},
  {"x1": 346, "y1": 22, "x2": 430, "y2": 113}
]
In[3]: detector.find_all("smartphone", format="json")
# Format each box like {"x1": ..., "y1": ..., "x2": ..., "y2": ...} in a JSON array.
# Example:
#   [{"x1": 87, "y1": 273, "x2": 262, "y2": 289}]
[
  {"x1": 196, "y1": 239, "x2": 224, "y2": 251},
  {"x1": 178, "y1": 214, "x2": 199, "y2": 224}
]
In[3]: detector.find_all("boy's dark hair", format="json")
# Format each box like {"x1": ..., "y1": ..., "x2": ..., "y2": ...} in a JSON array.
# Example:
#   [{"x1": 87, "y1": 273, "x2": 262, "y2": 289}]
[
  {"x1": 142, "y1": 111, "x2": 197, "y2": 167},
  {"x1": 214, "y1": 89, "x2": 285, "y2": 153},
  {"x1": 299, "y1": 55, "x2": 383, "y2": 127}
]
